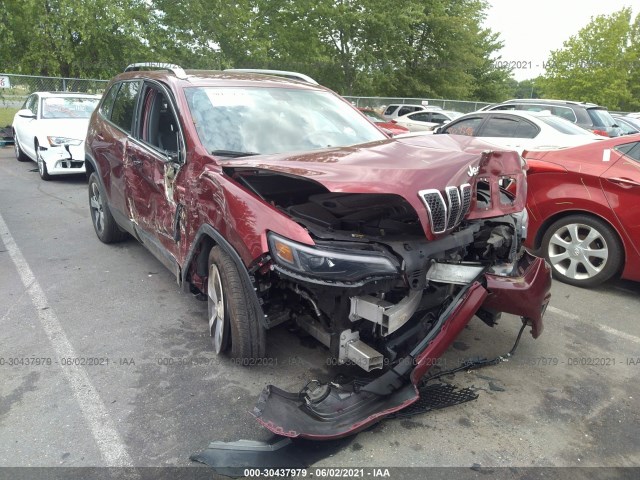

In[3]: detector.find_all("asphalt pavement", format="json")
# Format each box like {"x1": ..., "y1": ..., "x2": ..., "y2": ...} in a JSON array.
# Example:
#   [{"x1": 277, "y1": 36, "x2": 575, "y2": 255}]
[{"x1": 0, "y1": 146, "x2": 638, "y2": 474}]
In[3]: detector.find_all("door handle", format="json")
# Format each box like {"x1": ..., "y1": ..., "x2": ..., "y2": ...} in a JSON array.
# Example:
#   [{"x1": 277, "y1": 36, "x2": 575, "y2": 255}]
[{"x1": 607, "y1": 177, "x2": 640, "y2": 188}]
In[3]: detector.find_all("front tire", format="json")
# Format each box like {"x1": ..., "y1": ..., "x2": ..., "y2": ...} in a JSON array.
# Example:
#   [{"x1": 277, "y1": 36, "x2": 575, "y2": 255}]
[
  {"x1": 88, "y1": 173, "x2": 128, "y2": 243},
  {"x1": 207, "y1": 246, "x2": 266, "y2": 360},
  {"x1": 541, "y1": 214, "x2": 623, "y2": 288},
  {"x1": 14, "y1": 134, "x2": 29, "y2": 162},
  {"x1": 36, "y1": 142, "x2": 51, "y2": 181}
]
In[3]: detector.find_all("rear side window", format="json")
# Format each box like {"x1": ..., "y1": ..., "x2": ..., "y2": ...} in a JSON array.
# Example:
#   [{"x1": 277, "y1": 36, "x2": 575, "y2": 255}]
[
  {"x1": 430, "y1": 113, "x2": 450, "y2": 125},
  {"x1": 480, "y1": 116, "x2": 521, "y2": 137},
  {"x1": 110, "y1": 81, "x2": 141, "y2": 133},
  {"x1": 615, "y1": 142, "x2": 640, "y2": 162},
  {"x1": 99, "y1": 84, "x2": 120, "y2": 120},
  {"x1": 408, "y1": 112, "x2": 430, "y2": 122},
  {"x1": 588, "y1": 108, "x2": 616, "y2": 128},
  {"x1": 443, "y1": 117, "x2": 483, "y2": 136},
  {"x1": 514, "y1": 119, "x2": 539, "y2": 138}
]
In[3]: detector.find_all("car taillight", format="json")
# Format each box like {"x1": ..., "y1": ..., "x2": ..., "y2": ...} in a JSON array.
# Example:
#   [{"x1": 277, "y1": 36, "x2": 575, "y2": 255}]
[
  {"x1": 592, "y1": 129, "x2": 609, "y2": 137},
  {"x1": 524, "y1": 159, "x2": 568, "y2": 174},
  {"x1": 390, "y1": 119, "x2": 397, "y2": 124}
]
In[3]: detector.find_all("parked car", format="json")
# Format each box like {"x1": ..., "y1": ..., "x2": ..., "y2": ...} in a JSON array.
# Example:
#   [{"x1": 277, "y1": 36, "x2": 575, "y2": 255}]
[
  {"x1": 523, "y1": 134, "x2": 640, "y2": 287},
  {"x1": 382, "y1": 103, "x2": 443, "y2": 119},
  {"x1": 85, "y1": 63, "x2": 551, "y2": 439},
  {"x1": 358, "y1": 107, "x2": 409, "y2": 136},
  {"x1": 612, "y1": 114, "x2": 640, "y2": 135},
  {"x1": 435, "y1": 110, "x2": 602, "y2": 154},
  {"x1": 394, "y1": 110, "x2": 463, "y2": 132},
  {"x1": 12, "y1": 92, "x2": 101, "y2": 180},
  {"x1": 484, "y1": 99, "x2": 623, "y2": 137}
]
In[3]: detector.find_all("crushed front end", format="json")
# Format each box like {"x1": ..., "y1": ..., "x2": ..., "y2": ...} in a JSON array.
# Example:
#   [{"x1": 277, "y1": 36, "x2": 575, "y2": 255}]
[{"x1": 227, "y1": 144, "x2": 552, "y2": 439}]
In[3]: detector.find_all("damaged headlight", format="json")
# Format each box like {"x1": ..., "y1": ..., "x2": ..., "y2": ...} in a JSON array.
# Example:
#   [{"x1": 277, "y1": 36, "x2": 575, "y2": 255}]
[
  {"x1": 47, "y1": 136, "x2": 82, "y2": 147},
  {"x1": 268, "y1": 232, "x2": 398, "y2": 282}
]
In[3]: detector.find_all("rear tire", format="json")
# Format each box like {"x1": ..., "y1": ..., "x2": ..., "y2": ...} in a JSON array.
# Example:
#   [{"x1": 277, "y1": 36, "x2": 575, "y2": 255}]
[
  {"x1": 541, "y1": 214, "x2": 623, "y2": 288},
  {"x1": 88, "y1": 173, "x2": 128, "y2": 243},
  {"x1": 207, "y1": 246, "x2": 266, "y2": 360}
]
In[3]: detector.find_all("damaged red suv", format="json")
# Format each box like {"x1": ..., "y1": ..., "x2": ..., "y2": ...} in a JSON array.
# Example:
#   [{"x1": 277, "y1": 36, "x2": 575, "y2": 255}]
[{"x1": 85, "y1": 63, "x2": 551, "y2": 439}]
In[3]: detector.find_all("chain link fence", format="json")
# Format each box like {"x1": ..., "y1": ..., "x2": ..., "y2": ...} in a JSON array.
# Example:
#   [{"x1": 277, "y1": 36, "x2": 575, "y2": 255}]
[
  {"x1": 0, "y1": 73, "x2": 492, "y2": 126},
  {"x1": 0, "y1": 73, "x2": 109, "y2": 110},
  {"x1": 343, "y1": 96, "x2": 491, "y2": 114}
]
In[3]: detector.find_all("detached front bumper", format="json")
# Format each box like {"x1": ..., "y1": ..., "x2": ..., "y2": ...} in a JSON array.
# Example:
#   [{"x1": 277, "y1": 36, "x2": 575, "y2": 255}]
[
  {"x1": 40, "y1": 144, "x2": 86, "y2": 175},
  {"x1": 253, "y1": 253, "x2": 552, "y2": 440}
]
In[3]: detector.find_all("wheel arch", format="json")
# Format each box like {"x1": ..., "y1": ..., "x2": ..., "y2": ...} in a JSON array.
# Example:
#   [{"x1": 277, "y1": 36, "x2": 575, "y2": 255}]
[{"x1": 181, "y1": 224, "x2": 267, "y2": 328}]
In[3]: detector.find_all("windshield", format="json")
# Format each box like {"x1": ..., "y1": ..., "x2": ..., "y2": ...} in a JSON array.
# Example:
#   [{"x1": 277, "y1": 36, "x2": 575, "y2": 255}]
[
  {"x1": 538, "y1": 115, "x2": 593, "y2": 135},
  {"x1": 587, "y1": 108, "x2": 616, "y2": 128},
  {"x1": 41, "y1": 97, "x2": 99, "y2": 119},
  {"x1": 185, "y1": 87, "x2": 386, "y2": 156}
]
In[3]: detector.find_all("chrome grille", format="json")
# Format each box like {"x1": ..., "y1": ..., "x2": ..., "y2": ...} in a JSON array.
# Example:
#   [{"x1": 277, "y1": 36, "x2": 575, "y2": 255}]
[
  {"x1": 446, "y1": 187, "x2": 461, "y2": 227},
  {"x1": 419, "y1": 183, "x2": 472, "y2": 234},
  {"x1": 460, "y1": 183, "x2": 472, "y2": 221},
  {"x1": 419, "y1": 190, "x2": 447, "y2": 234}
]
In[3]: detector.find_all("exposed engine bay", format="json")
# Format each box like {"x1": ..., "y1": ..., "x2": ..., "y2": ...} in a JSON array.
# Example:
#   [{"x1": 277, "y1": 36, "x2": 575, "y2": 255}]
[{"x1": 227, "y1": 168, "x2": 527, "y2": 373}]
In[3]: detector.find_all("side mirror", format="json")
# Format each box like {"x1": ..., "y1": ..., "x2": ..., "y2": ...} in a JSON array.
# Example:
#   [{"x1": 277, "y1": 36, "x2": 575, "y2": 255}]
[
  {"x1": 17, "y1": 109, "x2": 36, "y2": 119},
  {"x1": 434, "y1": 126, "x2": 443, "y2": 134}
]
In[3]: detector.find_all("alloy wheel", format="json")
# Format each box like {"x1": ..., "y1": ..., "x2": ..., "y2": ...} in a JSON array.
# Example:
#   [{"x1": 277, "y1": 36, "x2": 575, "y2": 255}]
[
  {"x1": 89, "y1": 182, "x2": 105, "y2": 234},
  {"x1": 547, "y1": 223, "x2": 608, "y2": 280},
  {"x1": 208, "y1": 263, "x2": 226, "y2": 354}
]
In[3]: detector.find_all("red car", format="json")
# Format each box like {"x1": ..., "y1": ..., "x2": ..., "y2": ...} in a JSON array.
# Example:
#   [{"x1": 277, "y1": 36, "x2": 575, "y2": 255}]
[
  {"x1": 358, "y1": 107, "x2": 410, "y2": 136},
  {"x1": 85, "y1": 64, "x2": 551, "y2": 439},
  {"x1": 524, "y1": 134, "x2": 640, "y2": 287}
]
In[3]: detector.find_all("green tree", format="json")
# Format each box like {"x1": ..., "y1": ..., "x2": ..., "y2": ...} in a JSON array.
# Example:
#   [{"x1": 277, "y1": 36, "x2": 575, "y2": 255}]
[
  {"x1": 0, "y1": 0, "x2": 158, "y2": 78},
  {"x1": 152, "y1": 0, "x2": 508, "y2": 99},
  {"x1": 538, "y1": 8, "x2": 640, "y2": 111}
]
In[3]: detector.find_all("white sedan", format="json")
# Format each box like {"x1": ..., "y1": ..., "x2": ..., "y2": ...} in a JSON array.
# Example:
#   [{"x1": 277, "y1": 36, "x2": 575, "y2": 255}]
[
  {"x1": 12, "y1": 92, "x2": 101, "y2": 180},
  {"x1": 436, "y1": 110, "x2": 603, "y2": 154},
  {"x1": 393, "y1": 110, "x2": 463, "y2": 132}
]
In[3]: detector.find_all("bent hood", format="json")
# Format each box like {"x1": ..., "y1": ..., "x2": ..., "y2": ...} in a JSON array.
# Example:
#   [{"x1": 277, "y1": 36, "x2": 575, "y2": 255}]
[{"x1": 220, "y1": 134, "x2": 526, "y2": 239}]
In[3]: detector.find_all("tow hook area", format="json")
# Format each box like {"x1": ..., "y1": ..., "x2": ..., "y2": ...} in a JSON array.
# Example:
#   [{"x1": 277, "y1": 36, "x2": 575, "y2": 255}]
[{"x1": 252, "y1": 282, "x2": 489, "y2": 440}]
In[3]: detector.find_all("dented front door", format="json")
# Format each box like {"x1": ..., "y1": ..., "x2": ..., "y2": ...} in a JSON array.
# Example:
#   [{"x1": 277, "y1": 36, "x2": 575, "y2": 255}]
[
  {"x1": 124, "y1": 82, "x2": 185, "y2": 261},
  {"x1": 125, "y1": 141, "x2": 180, "y2": 245}
]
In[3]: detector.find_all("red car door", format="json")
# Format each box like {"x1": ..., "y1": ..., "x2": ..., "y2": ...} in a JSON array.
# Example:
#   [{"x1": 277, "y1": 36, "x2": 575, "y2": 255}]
[
  {"x1": 124, "y1": 83, "x2": 186, "y2": 269},
  {"x1": 600, "y1": 141, "x2": 640, "y2": 257}
]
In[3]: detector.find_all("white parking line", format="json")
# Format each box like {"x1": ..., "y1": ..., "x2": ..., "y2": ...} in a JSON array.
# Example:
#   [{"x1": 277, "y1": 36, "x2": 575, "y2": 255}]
[
  {"x1": 547, "y1": 305, "x2": 640, "y2": 345},
  {"x1": 0, "y1": 212, "x2": 134, "y2": 467}
]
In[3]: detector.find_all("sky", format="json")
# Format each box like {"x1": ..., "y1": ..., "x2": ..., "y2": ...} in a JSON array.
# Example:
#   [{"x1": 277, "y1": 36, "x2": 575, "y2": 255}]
[{"x1": 483, "y1": 0, "x2": 639, "y2": 81}]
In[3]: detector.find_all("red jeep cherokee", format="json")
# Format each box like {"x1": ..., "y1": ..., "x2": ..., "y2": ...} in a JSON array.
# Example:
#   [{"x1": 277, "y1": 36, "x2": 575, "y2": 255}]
[{"x1": 85, "y1": 63, "x2": 551, "y2": 439}]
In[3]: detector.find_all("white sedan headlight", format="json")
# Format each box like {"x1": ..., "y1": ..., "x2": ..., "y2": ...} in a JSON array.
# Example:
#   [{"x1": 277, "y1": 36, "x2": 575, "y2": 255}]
[{"x1": 47, "y1": 136, "x2": 82, "y2": 146}]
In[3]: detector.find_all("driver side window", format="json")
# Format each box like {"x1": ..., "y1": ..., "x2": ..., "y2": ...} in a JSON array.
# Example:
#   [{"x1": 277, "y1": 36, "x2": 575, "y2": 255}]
[
  {"x1": 138, "y1": 85, "x2": 181, "y2": 156},
  {"x1": 24, "y1": 95, "x2": 38, "y2": 115}
]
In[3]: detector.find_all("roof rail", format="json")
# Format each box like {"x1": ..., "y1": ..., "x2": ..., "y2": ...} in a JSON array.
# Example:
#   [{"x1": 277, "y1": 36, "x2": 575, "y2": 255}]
[
  {"x1": 224, "y1": 69, "x2": 318, "y2": 85},
  {"x1": 124, "y1": 62, "x2": 188, "y2": 79}
]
